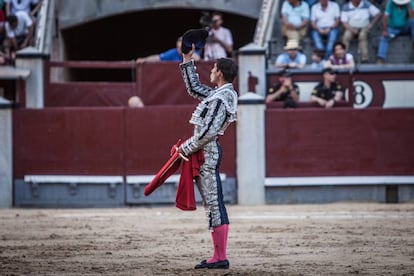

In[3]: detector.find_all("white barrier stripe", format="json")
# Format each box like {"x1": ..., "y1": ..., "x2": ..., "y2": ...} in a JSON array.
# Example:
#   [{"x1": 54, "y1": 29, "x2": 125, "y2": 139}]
[
  {"x1": 126, "y1": 174, "x2": 226, "y2": 184},
  {"x1": 24, "y1": 175, "x2": 124, "y2": 183},
  {"x1": 265, "y1": 176, "x2": 414, "y2": 186}
]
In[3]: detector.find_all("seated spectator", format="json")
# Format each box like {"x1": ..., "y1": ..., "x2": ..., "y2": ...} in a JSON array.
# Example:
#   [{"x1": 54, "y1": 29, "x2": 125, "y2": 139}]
[
  {"x1": 311, "y1": 0, "x2": 341, "y2": 60},
  {"x1": 341, "y1": 0, "x2": 382, "y2": 63},
  {"x1": 266, "y1": 70, "x2": 300, "y2": 108},
  {"x1": 0, "y1": 50, "x2": 7, "y2": 65},
  {"x1": 0, "y1": 19, "x2": 4, "y2": 47},
  {"x1": 281, "y1": 0, "x2": 310, "y2": 44},
  {"x1": 5, "y1": 0, "x2": 42, "y2": 19},
  {"x1": 0, "y1": 1, "x2": 5, "y2": 22},
  {"x1": 324, "y1": 41, "x2": 355, "y2": 69},
  {"x1": 309, "y1": 49, "x2": 327, "y2": 68},
  {"x1": 2, "y1": 11, "x2": 34, "y2": 63},
  {"x1": 0, "y1": 1, "x2": 5, "y2": 44},
  {"x1": 136, "y1": 36, "x2": 200, "y2": 63},
  {"x1": 310, "y1": 67, "x2": 345, "y2": 108},
  {"x1": 306, "y1": 0, "x2": 319, "y2": 7},
  {"x1": 275, "y1": 39, "x2": 307, "y2": 68},
  {"x1": 376, "y1": 0, "x2": 414, "y2": 64},
  {"x1": 0, "y1": 24, "x2": 6, "y2": 65}
]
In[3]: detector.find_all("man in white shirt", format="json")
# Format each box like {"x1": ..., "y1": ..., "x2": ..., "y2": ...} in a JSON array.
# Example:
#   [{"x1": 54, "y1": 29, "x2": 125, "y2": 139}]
[
  {"x1": 2, "y1": 10, "x2": 34, "y2": 61},
  {"x1": 311, "y1": 0, "x2": 340, "y2": 60},
  {"x1": 341, "y1": 0, "x2": 382, "y2": 63},
  {"x1": 203, "y1": 11, "x2": 234, "y2": 61},
  {"x1": 5, "y1": 0, "x2": 42, "y2": 18},
  {"x1": 281, "y1": 0, "x2": 310, "y2": 43}
]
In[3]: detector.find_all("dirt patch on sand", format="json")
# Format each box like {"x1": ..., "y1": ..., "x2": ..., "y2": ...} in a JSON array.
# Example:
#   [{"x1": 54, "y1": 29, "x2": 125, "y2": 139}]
[{"x1": 1, "y1": 203, "x2": 414, "y2": 275}]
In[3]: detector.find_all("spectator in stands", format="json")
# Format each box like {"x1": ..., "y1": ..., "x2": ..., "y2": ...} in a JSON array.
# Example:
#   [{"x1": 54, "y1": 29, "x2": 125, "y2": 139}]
[
  {"x1": 0, "y1": 2, "x2": 8, "y2": 65},
  {"x1": 376, "y1": 0, "x2": 414, "y2": 64},
  {"x1": 306, "y1": 0, "x2": 319, "y2": 7},
  {"x1": 136, "y1": 37, "x2": 201, "y2": 63},
  {"x1": 275, "y1": 39, "x2": 307, "y2": 68},
  {"x1": 310, "y1": 0, "x2": 341, "y2": 60},
  {"x1": 0, "y1": 8, "x2": 4, "y2": 47},
  {"x1": 324, "y1": 41, "x2": 355, "y2": 69},
  {"x1": 281, "y1": 0, "x2": 310, "y2": 44},
  {"x1": 309, "y1": 49, "x2": 327, "y2": 68},
  {"x1": 341, "y1": 0, "x2": 382, "y2": 63},
  {"x1": 4, "y1": 0, "x2": 42, "y2": 19},
  {"x1": 0, "y1": 50, "x2": 7, "y2": 65},
  {"x1": 0, "y1": 1, "x2": 5, "y2": 45},
  {"x1": 0, "y1": 0, "x2": 5, "y2": 22},
  {"x1": 266, "y1": 70, "x2": 300, "y2": 108},
  {"x1": 2, "y1": 11, "x2": 34, "y2": 63},
  {"x1": 128, "y1": 96, "x2": 144, "y2": 108},
  {"x1": 310, "y1": 67, "x2": 345, "y2": 108},
  {"x1": 203, "y1": 11, "x2": 234, "y2": 60}
]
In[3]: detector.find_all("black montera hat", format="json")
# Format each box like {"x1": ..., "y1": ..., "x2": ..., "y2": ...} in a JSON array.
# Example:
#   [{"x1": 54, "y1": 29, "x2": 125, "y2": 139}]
[{"x1": 181, "y1": 29, "x2": 209, "y2": 54}]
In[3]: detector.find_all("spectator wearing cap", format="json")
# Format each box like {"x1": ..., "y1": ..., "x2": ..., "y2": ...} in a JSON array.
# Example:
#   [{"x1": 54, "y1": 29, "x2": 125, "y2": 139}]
[
  {"x1": 376, "y1": 0, "x2": 414, "y2": 64},
  {"x1": 310, "y1": 0, "x2": 341, "y2": 60},
  {"x1": 281, "y1": 0, "x2": 310, "y2": 43},
  {"x1": 275, "y1": 39, "x2": 307, "y2": 68},
  {"x1": 324, "y1": 41, "x2": 355, "y2": 69},
  {"x1": 310, "y1": 67, "x2": 345, "y2": 108},
  {"x1": 340, "y1": 0, "x2": 382, "y2": 63},
  {"x1": 266, "y1": 70, "x2": 300, "y2": 108}
]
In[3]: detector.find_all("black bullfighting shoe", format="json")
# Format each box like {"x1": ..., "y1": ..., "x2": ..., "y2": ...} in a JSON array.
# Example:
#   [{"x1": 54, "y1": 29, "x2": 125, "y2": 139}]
[{"x1": 194, "y1": 259, "x2": 230, "y2": 269}]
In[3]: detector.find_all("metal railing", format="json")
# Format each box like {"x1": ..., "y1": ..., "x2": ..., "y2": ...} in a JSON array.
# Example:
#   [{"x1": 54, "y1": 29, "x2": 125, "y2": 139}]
[
  {"x1": 34, "y1": 0, "x2": 54, "y2": 55},
  {"x1": 253, "y1": 0, "x2": 280, "y2": 48}
]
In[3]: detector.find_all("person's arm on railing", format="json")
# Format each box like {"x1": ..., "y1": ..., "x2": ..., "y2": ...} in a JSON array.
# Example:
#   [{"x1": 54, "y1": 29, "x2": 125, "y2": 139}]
[
  {"x1": 21, "y1": 23, "x2": 35, "y2": 48},
  {"x1": 31, "y1": 0, "x2": 43, "y2": 18}
]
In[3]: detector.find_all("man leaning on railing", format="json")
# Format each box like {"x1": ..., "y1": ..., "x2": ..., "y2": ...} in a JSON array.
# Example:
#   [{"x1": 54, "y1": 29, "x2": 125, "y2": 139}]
[{"x1": 1, "y1": 10, "x2": 34, "y2": 65}]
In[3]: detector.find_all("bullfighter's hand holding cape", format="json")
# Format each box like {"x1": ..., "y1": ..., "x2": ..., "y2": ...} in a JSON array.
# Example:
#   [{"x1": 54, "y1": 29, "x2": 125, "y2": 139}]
[{"x1": 144, "y1": 139, "x2": 204, "y2": 211}]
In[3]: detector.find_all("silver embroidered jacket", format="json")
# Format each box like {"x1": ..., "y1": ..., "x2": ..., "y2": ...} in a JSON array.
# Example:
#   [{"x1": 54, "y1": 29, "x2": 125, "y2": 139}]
[{"x1": 179, "y1": 60, "x2": 238, "y2": 156}]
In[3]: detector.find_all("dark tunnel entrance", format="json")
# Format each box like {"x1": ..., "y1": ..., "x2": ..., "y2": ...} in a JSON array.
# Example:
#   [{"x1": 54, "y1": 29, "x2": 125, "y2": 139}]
[{"x1": 61, "y1": 9, "x2": 257, "y2": 81}]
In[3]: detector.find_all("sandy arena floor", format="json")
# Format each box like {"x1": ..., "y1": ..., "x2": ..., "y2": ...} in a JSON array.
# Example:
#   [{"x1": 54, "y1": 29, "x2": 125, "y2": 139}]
[{"x1": 1, "y1": 203, "x2": 414, "y2": 276}]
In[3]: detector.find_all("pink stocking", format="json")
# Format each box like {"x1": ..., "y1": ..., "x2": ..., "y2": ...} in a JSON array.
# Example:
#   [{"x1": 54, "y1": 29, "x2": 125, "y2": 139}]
[{"x1": 207, "y1": 224, "x2": 229, "y2": 263}]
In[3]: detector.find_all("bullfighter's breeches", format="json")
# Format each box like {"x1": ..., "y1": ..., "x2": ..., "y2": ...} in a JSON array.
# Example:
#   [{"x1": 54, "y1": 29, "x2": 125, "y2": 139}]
[{"x1": 196, "y1": 140, "x2": 229, "y2": 230}]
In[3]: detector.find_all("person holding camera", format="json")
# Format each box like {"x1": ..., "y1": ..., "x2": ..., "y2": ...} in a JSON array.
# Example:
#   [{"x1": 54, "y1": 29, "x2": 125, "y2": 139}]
[
  {"x1": 265, "y1": 70, "x2": 300, "y2": 108},
  {"x1": 203, "y1": 11, "x2": 234, "y2": 60}
]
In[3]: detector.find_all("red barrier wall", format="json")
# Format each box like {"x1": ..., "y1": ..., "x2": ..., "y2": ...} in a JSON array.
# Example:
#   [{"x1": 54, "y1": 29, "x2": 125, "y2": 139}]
[
  {"x1": 124, "y1": 105, "x2": 236, "y2": 175},
  {"x1": 13, "y1": 106, "x2": 236, "y2": 178},
  {"x1": 13, "y1": 105, "x2": 413, "y2": 180},
  {"x1": 265, "y1": 108, "x2": 414, "y2": 177},
  {"x1": 45, "y1": 61, "x2": 222, "y2": 107},
  {"x1": 13, "y1": 108, "x2": 125, "y2": 176}
]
